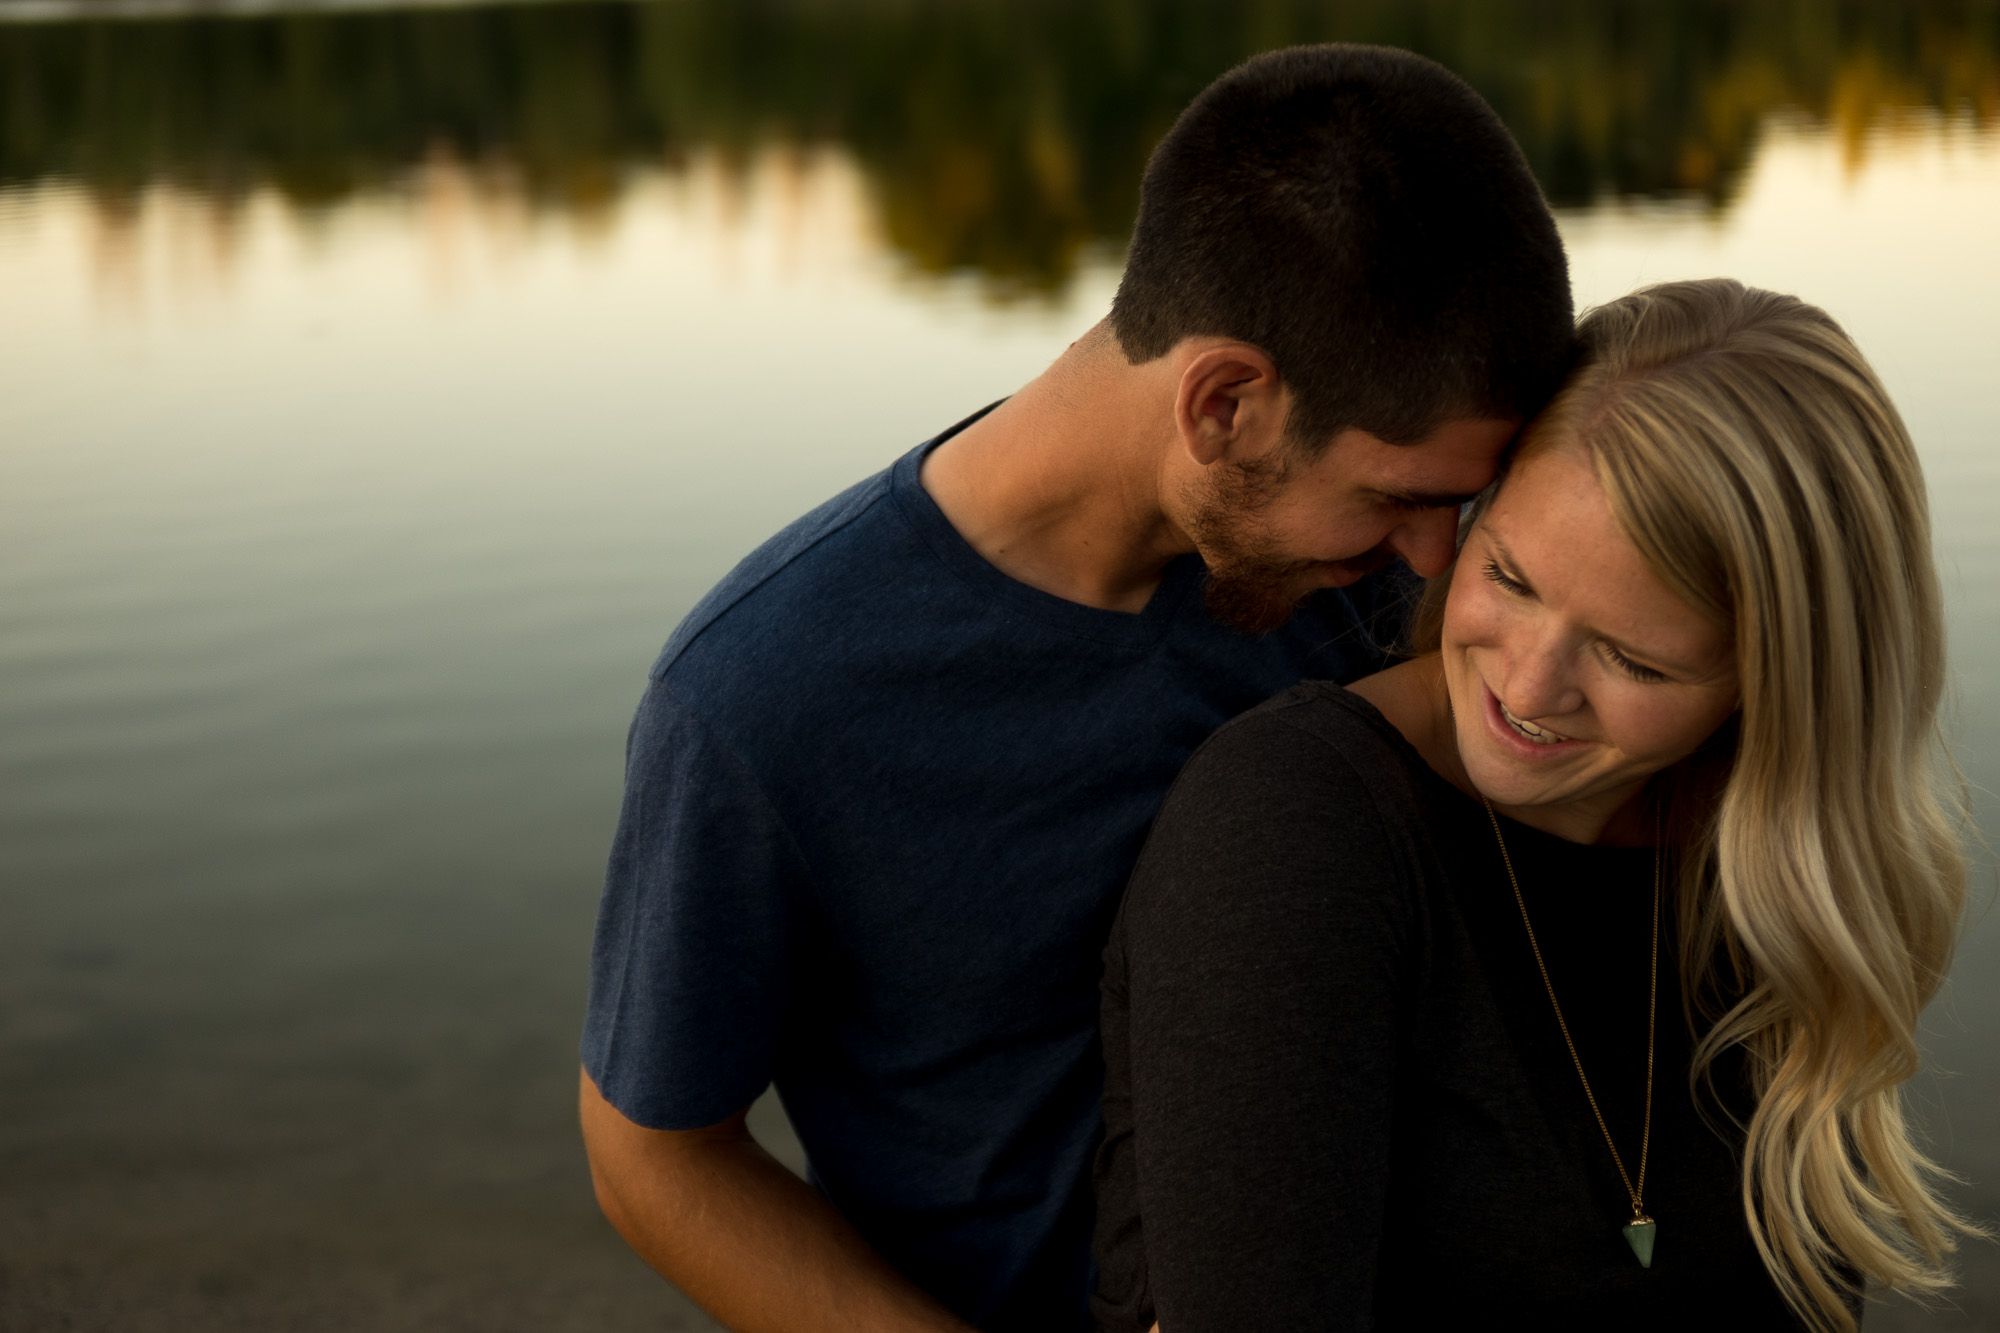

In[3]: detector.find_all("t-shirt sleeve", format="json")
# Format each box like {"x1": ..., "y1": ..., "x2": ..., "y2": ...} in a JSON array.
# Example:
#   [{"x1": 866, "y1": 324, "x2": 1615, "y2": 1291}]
[
  {"x1": 1099, "y1": 700, "x2": 1419, "y2": 1332},
  {"x1": 580, "y1": 677, "x2": 808, "y2": 1129}
]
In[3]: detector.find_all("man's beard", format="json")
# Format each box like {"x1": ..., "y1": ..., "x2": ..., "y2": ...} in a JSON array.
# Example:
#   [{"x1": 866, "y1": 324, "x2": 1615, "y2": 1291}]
[{"x1": 1184, "y1": 457, "x2": 1380, "y2": 635}]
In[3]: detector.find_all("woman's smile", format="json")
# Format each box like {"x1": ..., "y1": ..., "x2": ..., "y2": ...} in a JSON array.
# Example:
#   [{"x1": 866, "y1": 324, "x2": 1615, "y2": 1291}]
[{"x1": 1485, "y1": 684, "x2": 1576, "y2": 749}]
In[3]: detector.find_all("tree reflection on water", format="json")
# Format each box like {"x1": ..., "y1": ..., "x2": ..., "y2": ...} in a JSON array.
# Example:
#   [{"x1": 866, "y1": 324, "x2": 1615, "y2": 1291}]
[{"x1": 2, "y1": 0, "x2": 1996, "y2": 297}]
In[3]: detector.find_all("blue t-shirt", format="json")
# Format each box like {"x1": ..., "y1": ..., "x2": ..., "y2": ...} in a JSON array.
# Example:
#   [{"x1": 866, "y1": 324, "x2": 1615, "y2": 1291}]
[{"x1": 582, "y1": 409, "x2": 1410, "y2": 1329}]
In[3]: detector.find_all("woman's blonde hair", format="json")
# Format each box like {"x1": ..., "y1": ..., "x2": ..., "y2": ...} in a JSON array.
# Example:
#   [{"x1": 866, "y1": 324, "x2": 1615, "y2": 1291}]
[{"x1": 1420, "y1": 278, "x2": 1975, "y2": 1329}]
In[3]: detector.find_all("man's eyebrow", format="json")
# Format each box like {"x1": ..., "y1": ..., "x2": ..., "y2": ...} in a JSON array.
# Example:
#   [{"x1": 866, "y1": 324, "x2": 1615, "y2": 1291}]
[{"x1": 1381, "y1": 488, "x2": 1484, "y2": 509}]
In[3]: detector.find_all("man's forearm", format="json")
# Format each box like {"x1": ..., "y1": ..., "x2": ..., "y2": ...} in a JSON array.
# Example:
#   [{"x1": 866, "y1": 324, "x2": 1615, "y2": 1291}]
[{"x1": 579, "y1": 1068, "x2": 976, "y2": 1333}]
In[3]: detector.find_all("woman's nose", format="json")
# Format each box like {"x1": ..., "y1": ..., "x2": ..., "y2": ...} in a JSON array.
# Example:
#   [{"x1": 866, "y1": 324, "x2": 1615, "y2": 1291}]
[{"x1": 1495, "y1": 640, "x2": 1585, "y2": 723}]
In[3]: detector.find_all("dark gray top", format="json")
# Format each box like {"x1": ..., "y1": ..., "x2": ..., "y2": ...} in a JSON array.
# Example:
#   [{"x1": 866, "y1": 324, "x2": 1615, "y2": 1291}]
[{"x1": 1094, "y1": 682, "x2": 1805, "y2": 1331}]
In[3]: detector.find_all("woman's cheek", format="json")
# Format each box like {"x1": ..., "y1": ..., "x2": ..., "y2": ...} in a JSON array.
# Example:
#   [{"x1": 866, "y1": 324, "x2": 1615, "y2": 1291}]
[
  {"x1": 1443, "y1": 570, "x2": 1504, "y2": 653},
  {"x1": 1608, "y1": 686, "x2": 1722, "y2": 771}
]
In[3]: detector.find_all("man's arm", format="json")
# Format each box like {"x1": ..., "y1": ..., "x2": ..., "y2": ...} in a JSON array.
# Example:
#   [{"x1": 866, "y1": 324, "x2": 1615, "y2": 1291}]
[{"x1": 579, "y1": 1068, "x2": 977, "y2": 1333}]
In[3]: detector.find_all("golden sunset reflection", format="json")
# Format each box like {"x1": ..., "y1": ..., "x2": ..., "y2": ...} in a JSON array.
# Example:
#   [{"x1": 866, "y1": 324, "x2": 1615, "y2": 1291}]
[{"x1": 2, "y1": 9, "x2": 1998, "y2": 1329}]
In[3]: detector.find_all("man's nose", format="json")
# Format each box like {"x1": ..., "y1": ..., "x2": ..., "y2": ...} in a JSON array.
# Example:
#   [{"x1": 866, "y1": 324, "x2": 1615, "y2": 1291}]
[{"x1": 1386, "y1": 508, "x2": 1460, "y2": 580}]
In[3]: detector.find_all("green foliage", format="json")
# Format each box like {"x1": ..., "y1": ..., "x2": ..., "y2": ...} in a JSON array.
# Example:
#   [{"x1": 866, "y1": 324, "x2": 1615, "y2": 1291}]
[{"x1": 2, "y1": 0, "x2": 1995, "y2": 294}]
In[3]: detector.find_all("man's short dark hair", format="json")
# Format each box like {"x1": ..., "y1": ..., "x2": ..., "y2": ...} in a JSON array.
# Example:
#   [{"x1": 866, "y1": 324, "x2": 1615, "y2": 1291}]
[{"x1": 1110, "y1": 44, "x2": 1574, "y2": 450}]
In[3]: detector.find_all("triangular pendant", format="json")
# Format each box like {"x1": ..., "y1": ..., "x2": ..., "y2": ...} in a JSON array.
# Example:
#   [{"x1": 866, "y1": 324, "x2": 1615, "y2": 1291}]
[{"x1": 1623, "y1": 1216, "x2": 1657, "y2": 1268}]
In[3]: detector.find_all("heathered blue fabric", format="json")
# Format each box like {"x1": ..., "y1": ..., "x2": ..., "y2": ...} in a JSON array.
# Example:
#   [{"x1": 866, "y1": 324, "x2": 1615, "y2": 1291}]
[{"x1": 581, "y1": 408, "x2": 1409, "y2": 1329}]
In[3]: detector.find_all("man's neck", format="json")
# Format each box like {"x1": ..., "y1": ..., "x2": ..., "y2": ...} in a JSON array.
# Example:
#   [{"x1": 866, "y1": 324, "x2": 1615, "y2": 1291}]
[{"x1": 919, "y1": 323, "x2": 1192, "y2": 614}]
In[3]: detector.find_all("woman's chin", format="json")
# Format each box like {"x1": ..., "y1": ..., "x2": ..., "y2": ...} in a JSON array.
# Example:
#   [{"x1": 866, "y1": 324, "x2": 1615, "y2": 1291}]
[
  {"x1": 1457, "y1": 742, "x2": 1597, "y2": 816},
  {"x1": 1465, "y1": 770, "x2": 1558, "y2": 813}
]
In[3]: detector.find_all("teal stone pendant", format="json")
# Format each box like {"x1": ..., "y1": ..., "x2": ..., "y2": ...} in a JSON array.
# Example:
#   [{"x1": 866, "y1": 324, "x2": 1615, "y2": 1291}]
[{"x1": 1623, "y1": 1215, "x2": 1658, "y2": 1268}]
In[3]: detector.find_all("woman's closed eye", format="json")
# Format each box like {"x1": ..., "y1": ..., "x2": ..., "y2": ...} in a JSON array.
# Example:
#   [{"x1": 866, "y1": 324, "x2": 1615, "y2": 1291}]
[
  {"x1": 1601, "y1": 642, "x2": 1669, "y2": 684},
  {"x1": 1481, "y1": 556, "x2": 1530, "y2": 596},
  {"x1": 1483, "y1": 555, "x2": 1671, "y2": 683}
]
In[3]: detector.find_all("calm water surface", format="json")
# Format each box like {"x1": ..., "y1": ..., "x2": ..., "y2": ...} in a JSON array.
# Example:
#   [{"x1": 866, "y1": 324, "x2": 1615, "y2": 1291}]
[{"x1": 1, "y1": 5, "x2": 1997, "y2": 1328}]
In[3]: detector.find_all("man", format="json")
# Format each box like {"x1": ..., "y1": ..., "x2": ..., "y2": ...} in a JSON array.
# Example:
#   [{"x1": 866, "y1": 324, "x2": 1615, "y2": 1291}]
[{"x1": 580, "y1": 44, "x2": 1572, "y2": 1333}]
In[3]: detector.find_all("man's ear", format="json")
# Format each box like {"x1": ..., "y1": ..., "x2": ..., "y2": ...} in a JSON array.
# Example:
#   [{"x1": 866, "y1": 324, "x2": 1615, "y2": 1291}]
[{"x1": 1172, "y1": 342, "x2": 1289, "y2": 467}]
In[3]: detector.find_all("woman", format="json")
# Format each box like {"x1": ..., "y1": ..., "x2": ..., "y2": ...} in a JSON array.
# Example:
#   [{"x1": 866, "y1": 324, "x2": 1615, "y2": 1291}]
[{"x1": 1093, "y1": 279, "x2": 1975, "y2": 1331}]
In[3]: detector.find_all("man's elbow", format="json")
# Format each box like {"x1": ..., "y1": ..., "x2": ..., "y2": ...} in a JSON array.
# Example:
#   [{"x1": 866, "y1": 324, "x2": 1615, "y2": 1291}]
[
  {"x1": 585, "y1": 1141, "x2": 629, "y2": 1229},
  {"x1": 579, "y1": 1066, "x2": 637, "y2": 1231}
]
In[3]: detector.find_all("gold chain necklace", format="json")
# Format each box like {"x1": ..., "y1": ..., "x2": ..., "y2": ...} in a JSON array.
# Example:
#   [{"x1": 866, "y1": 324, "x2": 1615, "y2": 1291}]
[{"x1": 1482, "y1": 798, "x2": 1661, "y2": 1269}]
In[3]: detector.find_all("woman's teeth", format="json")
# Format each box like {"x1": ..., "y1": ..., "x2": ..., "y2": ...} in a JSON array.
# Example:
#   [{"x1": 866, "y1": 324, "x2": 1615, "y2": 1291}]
[{"x1": 1500, "y1": 702, "x2": 1568, "y2": 745}]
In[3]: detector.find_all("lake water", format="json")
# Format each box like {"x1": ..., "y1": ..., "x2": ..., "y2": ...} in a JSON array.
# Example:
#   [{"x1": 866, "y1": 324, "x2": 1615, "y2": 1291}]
[{"x1": 1, "y1": 3, "x2": 1996, "y2": 1328}]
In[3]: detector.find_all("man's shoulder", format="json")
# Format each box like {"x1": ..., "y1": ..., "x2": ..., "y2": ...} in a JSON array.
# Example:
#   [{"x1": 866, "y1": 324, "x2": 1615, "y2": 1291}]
[{"x1": 651, "y1": 461, "x2": 910, "y2": 681}]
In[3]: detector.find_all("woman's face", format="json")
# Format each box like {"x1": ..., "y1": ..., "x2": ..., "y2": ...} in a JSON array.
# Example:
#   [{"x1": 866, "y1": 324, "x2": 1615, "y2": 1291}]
[{"x1": 1442, "y1": 439, "x2": 1740, "y2": 838}]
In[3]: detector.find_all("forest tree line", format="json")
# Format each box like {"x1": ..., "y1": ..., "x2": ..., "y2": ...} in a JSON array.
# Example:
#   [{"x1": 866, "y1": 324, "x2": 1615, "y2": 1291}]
[{"x1": 2, "y1": 0, "x2": 1995, "y2": 291}]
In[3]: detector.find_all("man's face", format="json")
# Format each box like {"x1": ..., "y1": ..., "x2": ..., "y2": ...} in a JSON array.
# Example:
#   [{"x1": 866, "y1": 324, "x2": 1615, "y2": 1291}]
[{"x1": 1184, "y1": 416, "x2": 1518, "y2": 633}]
